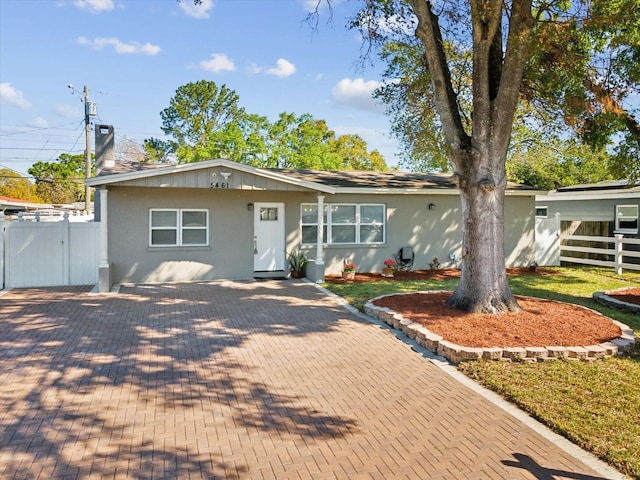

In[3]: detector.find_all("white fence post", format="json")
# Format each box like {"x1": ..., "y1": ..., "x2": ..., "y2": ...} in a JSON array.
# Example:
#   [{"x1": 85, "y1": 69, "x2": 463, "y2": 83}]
[
  {"x1": 62, "y1": 212, "x2": 71, "y2": 285},
  {"x1": 614, "y1": 234, "x2": 624, "y2": 275},
  {"x1": 0, "y1": 212, "x2": 5, "y2": 289},
  {"x1": 558, "y1": 233, "x2": 640, "y2": 273}
]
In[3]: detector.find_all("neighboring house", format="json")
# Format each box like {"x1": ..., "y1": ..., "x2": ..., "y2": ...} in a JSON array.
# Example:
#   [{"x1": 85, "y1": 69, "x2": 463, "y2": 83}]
[
  {"x1": 534, "y1": 180, "x2": 640, "y2": 268},
  {"x1": 535, "y1": 180, "x2": 640, "y2": 238},
  {"x1": 86, "y1": 158, "x2": 539, "y2": 291},
  {"x1": 0, "y1": 196, "x2": 91, "y2": 222},
  {"x1": 0, "y1": 195, "x2": 50, "y2": 217}
]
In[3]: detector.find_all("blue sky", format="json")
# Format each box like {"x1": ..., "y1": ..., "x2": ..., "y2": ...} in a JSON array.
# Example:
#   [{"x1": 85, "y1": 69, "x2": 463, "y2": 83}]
[{"x1": 0, "y1": 0, "x2": 400, "y2": 178}]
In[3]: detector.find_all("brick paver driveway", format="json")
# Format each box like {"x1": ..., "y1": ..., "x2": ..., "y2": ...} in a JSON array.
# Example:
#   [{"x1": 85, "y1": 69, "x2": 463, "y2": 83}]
[{"x1": 0, "y1": 281, "x2": 623, "y2": 479}]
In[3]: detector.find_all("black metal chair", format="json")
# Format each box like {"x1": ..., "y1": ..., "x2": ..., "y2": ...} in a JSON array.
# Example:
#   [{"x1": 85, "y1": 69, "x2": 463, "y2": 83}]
[{"x1": 394, "y1": 246, "x2": 414, "y2": 271}]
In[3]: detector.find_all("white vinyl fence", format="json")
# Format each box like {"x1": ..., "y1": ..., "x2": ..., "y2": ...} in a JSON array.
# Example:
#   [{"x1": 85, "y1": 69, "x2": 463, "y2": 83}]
[
  {"x1": 1, "y1": 212, "x2": 100, "y2": 289},
  {"x1": 560, "y1": 234, "x2": 640, "y2": 274},
  {"x1": 534, "y1": 215, "x2": 639, "y2": 274}
]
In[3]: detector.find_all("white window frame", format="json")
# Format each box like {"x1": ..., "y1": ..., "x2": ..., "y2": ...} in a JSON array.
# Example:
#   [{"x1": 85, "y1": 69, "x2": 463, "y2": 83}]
[
  {"x1": 301, "y1": 203, "x2": 327, "y2": 244},
  {"x1": 615, "y1": 204, "x2": 638, "y2": 234},
  {"x1": 301, "y1": 203, "x2": 386, "y2": 245},
  {"x1": 149, "y1": 209, "x2": 209, "y2": 247},
  {"x1": 535, "y1": 206, "x2": 548, "y2": 218},
  {"x1": 330, "y1": 203, "x2": 358, "y2": 244},
  {"x1": 358, "y1": 203, "x2": 386, "y2": 244}
]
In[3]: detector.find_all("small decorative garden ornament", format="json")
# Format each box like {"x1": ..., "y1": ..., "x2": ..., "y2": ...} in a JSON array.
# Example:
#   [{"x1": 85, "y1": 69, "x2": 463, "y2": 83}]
[
  {"x1": 342, "y1": 262, "x2": 356, "y2": 280},
  {"x1": 382, "y1": 258, "x2": 396, "y2": 277}
]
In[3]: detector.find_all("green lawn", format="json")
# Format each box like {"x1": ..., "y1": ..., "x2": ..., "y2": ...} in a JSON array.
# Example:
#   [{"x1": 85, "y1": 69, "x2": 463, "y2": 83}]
[{"x1": 323, "y1": 266, "x2": 640, "y2": 479}]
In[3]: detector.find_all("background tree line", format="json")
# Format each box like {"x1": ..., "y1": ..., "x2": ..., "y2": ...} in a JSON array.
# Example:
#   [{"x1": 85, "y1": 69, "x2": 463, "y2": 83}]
[
  {"x1": 143, "y1": 80, "x2": 388, "y2": 172},
  {"x1": 0, "y1": 153, "x2": 89, "y2": 205}
]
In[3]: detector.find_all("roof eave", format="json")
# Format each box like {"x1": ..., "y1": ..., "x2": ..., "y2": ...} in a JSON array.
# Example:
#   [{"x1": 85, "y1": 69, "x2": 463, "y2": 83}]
[{"x1": 85, "y1": 158, "x2": 337, "y2": 193}]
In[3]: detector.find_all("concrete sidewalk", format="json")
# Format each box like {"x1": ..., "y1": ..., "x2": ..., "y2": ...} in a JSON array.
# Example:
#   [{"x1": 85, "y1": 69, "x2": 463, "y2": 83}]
[{"x1": 0, "y1": 280, "x2": 625, "y2": 479}]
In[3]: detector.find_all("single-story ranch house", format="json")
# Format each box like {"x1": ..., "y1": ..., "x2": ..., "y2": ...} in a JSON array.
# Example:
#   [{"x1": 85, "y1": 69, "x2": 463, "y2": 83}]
[{"x1": 86, "y1": 156, "x2": 539, "y2": 291}]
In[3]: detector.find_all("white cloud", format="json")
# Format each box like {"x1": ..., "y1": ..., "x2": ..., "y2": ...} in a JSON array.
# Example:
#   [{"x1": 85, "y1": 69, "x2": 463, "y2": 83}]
[
  {"x1": 179, "y1": 0, "x2": 214, "y2": 19},
  {"x1": 27, "y1": 117, "x2": 49, "y2": 128},
  {"x1": 55, "y1": 103, "x2": 82, "y2": 119},
  {"x1": 73, "y1": 0, "x2": 115, "y2": 14},
  {"x1": 77, "y1": 37, "x2": 161, "y2": 55},
  {"x1": 0, "y1": 82, "x2": 32, "y2": 109},
  {"x1": 199, "y1": 53, "x2": 236, "y2": 73},
  {"x1": 265, "y1": 58, "x2": 296, "y2": 78},
  {"x1": 247, "y1": 62, "x2": 263, "y2": 75},
  {"x1": 331, "y1": 77, "x2": 384, "y2": 112}
]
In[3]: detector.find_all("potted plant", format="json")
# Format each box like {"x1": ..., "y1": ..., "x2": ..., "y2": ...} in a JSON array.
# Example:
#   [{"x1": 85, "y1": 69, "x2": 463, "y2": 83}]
[
  {"x1": 288, "y1": 250, "x2": 308, "y2": 278},
  {"x1": 342, "y1": 262, "x2": 356, "y2": 280},
  {"x1": 382, "y1": 258, "x2": 396, "y2": 277}
]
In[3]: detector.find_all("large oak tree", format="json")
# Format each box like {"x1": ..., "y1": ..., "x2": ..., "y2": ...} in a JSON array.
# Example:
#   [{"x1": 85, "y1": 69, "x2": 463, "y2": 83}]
[
  {"x1": 337, "y1": 0, "x2": 637, "y2": 313},
  {"x1": 344, "y1": 0, "x2": 538, "y2": 313}
]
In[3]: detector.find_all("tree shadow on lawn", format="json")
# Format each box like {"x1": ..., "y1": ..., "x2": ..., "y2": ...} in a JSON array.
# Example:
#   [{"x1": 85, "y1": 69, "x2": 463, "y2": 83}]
[{"x1": 0, "y1": 281, "x2": 360, "y2": 479}]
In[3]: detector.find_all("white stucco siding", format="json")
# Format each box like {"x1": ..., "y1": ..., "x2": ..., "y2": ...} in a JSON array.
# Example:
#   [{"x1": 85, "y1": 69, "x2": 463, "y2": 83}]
[
  {"x1": 504, "y1": 196, "x2": 536, "y2": 267},
  {"x1": 105, "y1": 185, "x2": 535, "y2": 283},
  {"x1": 107, "y1": 186, "x2": 320, "y2": 284},
  {"x1": 108, "y1": 187, "x2": 252, "y2": 283},
  {"x1": 312, "y1": 193, "x2": 534, "y2": 274}
]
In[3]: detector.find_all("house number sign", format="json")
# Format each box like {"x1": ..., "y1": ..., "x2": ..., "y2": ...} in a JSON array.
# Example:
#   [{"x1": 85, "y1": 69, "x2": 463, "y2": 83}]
[{"x1": 210, "y1": 171, "x2": 232, "y2": 189}]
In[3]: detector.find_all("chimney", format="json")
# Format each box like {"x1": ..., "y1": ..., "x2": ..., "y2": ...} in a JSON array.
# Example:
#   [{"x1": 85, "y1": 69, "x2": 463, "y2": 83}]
[{"x1": 95, "y1": 124, "x2": 115, "y2": 174}]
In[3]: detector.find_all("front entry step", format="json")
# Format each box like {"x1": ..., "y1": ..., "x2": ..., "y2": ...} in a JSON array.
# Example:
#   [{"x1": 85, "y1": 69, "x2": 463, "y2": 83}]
[{"x1": 253, "y1": 270, "x2": 288, "y2": 280}]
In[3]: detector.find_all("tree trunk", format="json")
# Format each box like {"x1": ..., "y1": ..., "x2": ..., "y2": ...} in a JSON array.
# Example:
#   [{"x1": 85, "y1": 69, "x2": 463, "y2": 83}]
[
  {"x1": 445, "y1": 174, "x2": 521, "y2": 314},
  {"x1": 407, "y1": 0, "x2": 533, "y2": 313}
]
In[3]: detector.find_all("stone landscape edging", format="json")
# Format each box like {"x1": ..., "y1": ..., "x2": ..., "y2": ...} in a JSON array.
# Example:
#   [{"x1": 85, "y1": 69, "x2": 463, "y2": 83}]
[
  {"x1": 363, "y1": 290, "x2": 636, "y2": 364},
  {"x1": 593, "y1": 287, "x2": 640, "y2": 314}
]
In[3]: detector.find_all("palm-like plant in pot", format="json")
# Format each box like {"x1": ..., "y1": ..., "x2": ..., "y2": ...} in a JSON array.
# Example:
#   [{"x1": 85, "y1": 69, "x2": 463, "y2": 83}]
[{"x1": 288, "y1": 250, "x2": 308, "y2": 278}]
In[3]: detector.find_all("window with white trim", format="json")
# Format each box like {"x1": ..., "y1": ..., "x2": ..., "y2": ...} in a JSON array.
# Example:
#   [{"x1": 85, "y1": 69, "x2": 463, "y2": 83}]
[
  {"x1": 301, "y1": 203, "x2": 385, "y2": 245},
  {"x1": 615, "y1": 204, "x2": 638, "y2": 234},
  {"x1": 150, "y1": 209, "x2": 209, "y2": 246},
  {"x1": 301, "y1": 204, "x2": 327, "y2": 244},
  {"x1": 535, "y1": 206, "x2": 548, "y2": 218}
]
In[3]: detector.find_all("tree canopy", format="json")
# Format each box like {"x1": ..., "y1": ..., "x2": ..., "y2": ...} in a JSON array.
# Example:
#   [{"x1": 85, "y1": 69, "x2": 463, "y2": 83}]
[
  {"x1": 372, "y1": 1, "x2": 639, "y2": 188},
  {"x1": 145, "y1": 80, "x2": 388, "y2": 171},
  {"x1": 0, "y1": 168, "x2": 41, "y2": 202},
  {"x1": 27, "y1": 153, "x2": 88, "y2": 204}
]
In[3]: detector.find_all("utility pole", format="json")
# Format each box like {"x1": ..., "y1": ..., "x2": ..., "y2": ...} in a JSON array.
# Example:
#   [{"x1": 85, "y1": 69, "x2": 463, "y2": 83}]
[{"x1": 84, "y1": 85, "x2": 91, "y2": 213}]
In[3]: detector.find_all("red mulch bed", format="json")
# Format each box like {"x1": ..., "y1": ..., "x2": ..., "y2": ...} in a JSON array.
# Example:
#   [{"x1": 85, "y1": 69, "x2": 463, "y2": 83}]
[
  {"x1": 324, "y1": 267, "x2": 559, "y2": 283},
  {"x1": 606, "y1": 288, "x2": 640, "y2": 306},
  {"x1": 372, "y1": 292, "x2": 621, "y2": 348},
  {"x1": 325, "y1": 268, "x2": 630, "y2": 349}
]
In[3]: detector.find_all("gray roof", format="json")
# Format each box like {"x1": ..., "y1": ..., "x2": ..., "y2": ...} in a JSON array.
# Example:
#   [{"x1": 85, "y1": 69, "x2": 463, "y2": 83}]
[
  {"x1": 555, "y1": 179, "x2": 640, "y2": 193},
  {"x1": 94, "y1": 160, "x2": 536, "y2": 192},
  {"x1": 269, "y1": 168, "x2": 459, "y2": 189}
]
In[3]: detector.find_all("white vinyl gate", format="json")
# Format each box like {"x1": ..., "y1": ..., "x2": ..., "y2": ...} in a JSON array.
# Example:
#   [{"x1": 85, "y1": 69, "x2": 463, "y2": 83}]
[
  {"x1": 535, "y1": 213, "x2": 561, "y2": 267},
  {"x1": 1, "y1": 215, "x2": 100, "y2": 288}
]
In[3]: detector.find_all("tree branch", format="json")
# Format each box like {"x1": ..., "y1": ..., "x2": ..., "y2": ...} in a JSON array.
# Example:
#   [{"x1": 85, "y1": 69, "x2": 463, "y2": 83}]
[{"x1": 408, "y1": 0, "x2": 471, "y2": 166}]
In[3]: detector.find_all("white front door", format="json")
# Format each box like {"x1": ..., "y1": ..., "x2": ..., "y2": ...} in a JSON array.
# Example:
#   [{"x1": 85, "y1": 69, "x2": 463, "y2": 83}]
[{"x1": 253, "y1": 202, "x2": 285, "y2": 272}]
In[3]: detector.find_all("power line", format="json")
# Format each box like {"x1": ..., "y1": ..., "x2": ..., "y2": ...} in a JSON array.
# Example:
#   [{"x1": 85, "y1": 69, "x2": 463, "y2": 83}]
[{"x1": 0, "y1": 121, "x2": 83, "y2": 137}]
